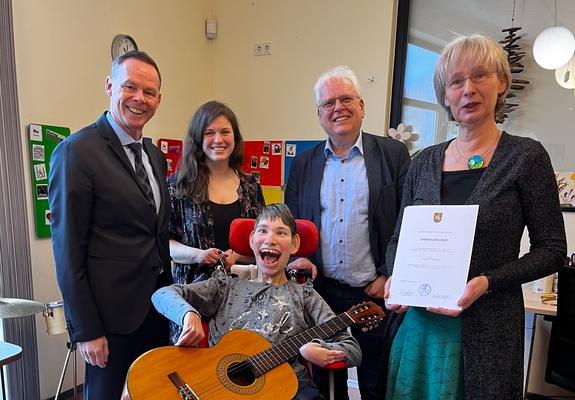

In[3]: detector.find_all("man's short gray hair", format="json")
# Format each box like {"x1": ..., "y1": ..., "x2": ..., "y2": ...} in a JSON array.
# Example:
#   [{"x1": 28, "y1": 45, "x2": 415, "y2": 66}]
[{"x1": 314, "y1": 65, "x2": 361, "y2": 105}]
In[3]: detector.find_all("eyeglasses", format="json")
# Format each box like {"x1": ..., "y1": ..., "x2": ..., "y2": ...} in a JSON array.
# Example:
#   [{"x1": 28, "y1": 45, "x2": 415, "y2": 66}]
[
  {"x1": 447, "y1": 71, "x2": 496, "y2": 90},
  {"x1": 318, "y1": 95, "x2": 360, "y2": 112}
]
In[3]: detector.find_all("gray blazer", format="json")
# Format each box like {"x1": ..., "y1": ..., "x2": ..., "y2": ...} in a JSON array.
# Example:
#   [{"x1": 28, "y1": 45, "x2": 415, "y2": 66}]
[
  {"x1": 49, "y1": 112, "x2": 172, "y2": 343},
  {"x1": 386, "y1": 132, "x2": 566, "y2": 399}
]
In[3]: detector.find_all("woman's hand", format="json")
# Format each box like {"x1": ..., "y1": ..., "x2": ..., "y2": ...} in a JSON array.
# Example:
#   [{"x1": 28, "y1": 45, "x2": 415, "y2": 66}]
[
  {"x1": 222, "y1": 249, "x2": 241, "y2": 270},
  {"x1": 176, "y1": 311, "x2": 205, "y2": 346},
  {"x1": 199, "y1": 248, "x2": 222, "y2": 264},
  {"x1": 383, "y1": 276, "x2": 408, "y2": 313},
  {"x1": 427, "y1": 275, "x2": 489, "y2": 317},
  {"x1": 299, "y1": 342, "x2": 346, "y2": 368}
]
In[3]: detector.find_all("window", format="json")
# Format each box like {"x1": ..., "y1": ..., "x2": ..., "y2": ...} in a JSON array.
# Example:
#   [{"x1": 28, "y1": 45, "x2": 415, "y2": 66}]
[{"x1": 400, "y1": 42, "x2": 457, "y2": 152}]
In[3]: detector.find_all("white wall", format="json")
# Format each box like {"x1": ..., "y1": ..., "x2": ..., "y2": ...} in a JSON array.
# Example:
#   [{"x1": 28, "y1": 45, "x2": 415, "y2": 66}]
[
  {"x1": 211, "y1": 0, "x2": 397, "y2": 140},
  {"x1": 12, "y1": 1, "x2": 397, "y2": 397}
]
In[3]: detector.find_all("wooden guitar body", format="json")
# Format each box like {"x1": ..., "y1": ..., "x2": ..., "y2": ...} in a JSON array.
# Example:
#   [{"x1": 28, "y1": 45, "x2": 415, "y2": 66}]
[
  {"x1": 125, "y1": 301, "x2": 384, "y2": 400},
  {"x1": 126, "y1": 329, "x2": 298, "y2": 400}
]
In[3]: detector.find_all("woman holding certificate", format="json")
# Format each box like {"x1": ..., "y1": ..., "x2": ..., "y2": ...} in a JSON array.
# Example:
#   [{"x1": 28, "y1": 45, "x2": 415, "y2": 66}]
[{"x1": 383, "y1": 34, "x2": 566, "y2": 399}]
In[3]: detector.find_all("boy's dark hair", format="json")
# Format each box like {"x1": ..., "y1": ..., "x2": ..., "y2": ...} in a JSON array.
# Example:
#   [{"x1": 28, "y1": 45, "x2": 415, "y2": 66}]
[{"x1": 255, "y1": 204, "x2": 297, "y2": 237}]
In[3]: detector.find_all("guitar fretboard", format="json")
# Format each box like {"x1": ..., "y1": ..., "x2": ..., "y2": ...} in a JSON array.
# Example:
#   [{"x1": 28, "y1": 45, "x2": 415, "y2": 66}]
[{"x1": 247, "y1": 312, "x2": 354, "y2": 376}]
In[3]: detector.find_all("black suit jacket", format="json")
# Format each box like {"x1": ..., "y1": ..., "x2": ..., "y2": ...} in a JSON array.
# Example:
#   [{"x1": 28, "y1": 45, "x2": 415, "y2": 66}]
[
  {"x1": 49, "y1": 113, "x2": 172, "y2": 343},
  {"x1": 285, "y1": 132, "x2": 410, "y2": 277}
]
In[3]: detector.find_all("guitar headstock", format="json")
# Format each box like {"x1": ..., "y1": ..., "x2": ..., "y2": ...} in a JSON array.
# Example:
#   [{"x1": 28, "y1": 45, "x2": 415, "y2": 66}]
[{"x1": 346, "y1": 301, "x2": 385, "y2": 332}]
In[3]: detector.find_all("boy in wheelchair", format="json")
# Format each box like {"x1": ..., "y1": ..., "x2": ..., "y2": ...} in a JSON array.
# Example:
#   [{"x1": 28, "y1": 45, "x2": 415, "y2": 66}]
[{"x1": 152, "y1": 204, "x2": 361, "y2": 399}]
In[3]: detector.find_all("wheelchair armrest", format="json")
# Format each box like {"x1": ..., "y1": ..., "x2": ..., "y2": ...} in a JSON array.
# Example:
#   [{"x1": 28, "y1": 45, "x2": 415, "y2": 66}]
[{"x1": 322, "y1": 361, "x2": 347, "y2": 370}]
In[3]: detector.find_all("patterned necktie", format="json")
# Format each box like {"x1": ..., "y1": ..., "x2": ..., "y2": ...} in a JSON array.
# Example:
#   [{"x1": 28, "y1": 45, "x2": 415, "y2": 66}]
[{"x1": 127, "y1": 142, "x2": 155, "y2": 205}]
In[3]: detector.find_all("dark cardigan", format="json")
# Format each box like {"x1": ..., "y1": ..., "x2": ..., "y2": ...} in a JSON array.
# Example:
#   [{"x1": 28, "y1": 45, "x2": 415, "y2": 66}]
[{"x1": 385, "y1": 132, "x2": 566, "y2": 399}]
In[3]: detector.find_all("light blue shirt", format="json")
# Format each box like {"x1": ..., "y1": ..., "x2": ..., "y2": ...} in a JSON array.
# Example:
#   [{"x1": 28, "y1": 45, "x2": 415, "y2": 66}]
[
  {"x1": 106, "y1": 112, "x2": 161, "y2": 213},
  {"x1": 319, "y1": 132, "x2": 377, "y2": 287}
]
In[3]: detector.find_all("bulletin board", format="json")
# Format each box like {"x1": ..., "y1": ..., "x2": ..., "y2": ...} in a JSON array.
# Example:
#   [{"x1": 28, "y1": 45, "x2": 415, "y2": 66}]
[
  {"x1": 157, "y1": 138, "x2": 183, "y2": 177},
  {"x1": 240, "y1": 139, "x2": 325, "y2": 205},
  {"x1": 28, "y1": 123, "x2": 70, "y2": 238},
  {"x1": 284, "y1": 140, "x2": 323, "y2": 181},
  {"x1": 241, "y1": 140, "x2": 283, "y2": 186}
]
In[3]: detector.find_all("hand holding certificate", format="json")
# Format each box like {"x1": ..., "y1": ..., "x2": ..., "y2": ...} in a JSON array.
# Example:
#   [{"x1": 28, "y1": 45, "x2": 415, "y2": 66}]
[{"x1": 388, "y1": 205, "x2": 479, "y2": 310}]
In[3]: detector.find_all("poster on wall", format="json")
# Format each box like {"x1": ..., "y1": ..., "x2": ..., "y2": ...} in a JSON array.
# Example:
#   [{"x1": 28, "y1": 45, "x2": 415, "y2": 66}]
[
  {"x1": 283, "y1": 140, "x2": 322, "y2": 181},
  {"x1": 28, "y1": 123, "x2": 70, "y2": 238},
  {"x1": 157, "y1": 138, "x2": 183, "y2": 177},
  {"x1": 241, "y1": 140, "x2": 283, "y2": 186}
]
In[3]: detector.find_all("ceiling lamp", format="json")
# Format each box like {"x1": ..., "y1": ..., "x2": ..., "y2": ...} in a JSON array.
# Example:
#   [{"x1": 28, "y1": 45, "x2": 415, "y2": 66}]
[
  {"x1": 555, "y1": 55, "x2": 575, "y2": 89},
  {"x1": 532, "y1": 1, "x2": 575, "y2": 70}
]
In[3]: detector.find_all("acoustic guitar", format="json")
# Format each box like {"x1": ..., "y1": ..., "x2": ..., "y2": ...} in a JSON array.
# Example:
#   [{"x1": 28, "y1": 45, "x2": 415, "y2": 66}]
[{"x1": 125, "y1": 301, "x2": 384, "y2": 400}]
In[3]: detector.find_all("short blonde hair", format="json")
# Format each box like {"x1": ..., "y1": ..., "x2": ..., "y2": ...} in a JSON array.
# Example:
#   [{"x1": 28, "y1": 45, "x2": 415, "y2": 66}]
[{"x1": 433, "y1": 34, "x2": 511, "y2": 121}]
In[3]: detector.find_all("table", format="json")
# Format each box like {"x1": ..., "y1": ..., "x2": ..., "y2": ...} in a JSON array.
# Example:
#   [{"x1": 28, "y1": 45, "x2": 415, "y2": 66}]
[
  {"x1": 523, "y1": 288, "x2": 557, "y2": 316},
  {"x1": 0, "y1": 341, "x2": 22, "y2": 400},
  {"x1": 523, "y1": 286, "x2": 557, "y2": 399}
]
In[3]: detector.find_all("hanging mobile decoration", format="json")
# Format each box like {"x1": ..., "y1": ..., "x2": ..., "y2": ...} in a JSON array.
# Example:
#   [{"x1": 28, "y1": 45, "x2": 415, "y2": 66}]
[{"x1": 497, "y1": 0, "x2": 530, "y2": 123}]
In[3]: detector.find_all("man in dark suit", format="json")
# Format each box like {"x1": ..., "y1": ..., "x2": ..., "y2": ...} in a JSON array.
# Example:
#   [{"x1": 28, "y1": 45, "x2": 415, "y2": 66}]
[
  {"x1": 48, "y1": 51, "x2": 172, "y2": 399},
  {"x1": 285, "y1": 65, "x2": 410, "y2": 400}
]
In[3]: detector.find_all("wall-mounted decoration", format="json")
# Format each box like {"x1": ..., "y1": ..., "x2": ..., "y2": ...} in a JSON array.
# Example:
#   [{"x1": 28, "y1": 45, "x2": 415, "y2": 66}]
[
  {"x1": 283, "y1": 140, "x2": 322, "y2": 182},
  {"x1": 555, "y1": 171, "x2": 575, "y2": 206},
  {"x1": 242, "y1": 140, "x2": 282, "y2": 186},
  {"x1": 157, "y1": 138, "x2": 183, "y2": 177},
  {"x1": 28, "y1": 123, "x2": 70, "y2": 238},
  {"x1": 389, "y1": 123, "x2": 419, "y2": 153}
]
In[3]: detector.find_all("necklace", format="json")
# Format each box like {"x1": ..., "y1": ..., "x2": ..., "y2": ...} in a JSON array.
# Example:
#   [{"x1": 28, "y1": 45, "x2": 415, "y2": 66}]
[{"x1": 453, "y1": 131, "x2": 501, "y2": 169}]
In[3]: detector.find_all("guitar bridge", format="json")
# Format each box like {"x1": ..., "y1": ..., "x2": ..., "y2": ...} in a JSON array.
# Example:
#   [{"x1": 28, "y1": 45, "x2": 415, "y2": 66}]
[{"x1": 167, "y1": 372, "x2": 199, "y2": 400}]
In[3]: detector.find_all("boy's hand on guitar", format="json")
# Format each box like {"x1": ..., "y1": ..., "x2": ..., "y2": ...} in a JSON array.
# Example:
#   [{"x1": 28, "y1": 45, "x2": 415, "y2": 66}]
[
  {"x1": 176, "y1": 311, "x2": 205, "y2": 346},
  {"x1": 299, "y1": 342, "x2": 346, "y2": 368}
]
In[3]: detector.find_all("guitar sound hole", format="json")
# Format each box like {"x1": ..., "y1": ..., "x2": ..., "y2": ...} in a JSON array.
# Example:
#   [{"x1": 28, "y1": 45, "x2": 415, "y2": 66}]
[{"x1": 226, "y1": 361, "x2": 256, "y2": 386}]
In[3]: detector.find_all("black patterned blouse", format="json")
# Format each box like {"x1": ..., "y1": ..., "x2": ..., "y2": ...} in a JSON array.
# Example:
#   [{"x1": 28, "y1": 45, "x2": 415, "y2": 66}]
[{"x1": 168, "y1": 172, "x2": 265, "y2": 285}]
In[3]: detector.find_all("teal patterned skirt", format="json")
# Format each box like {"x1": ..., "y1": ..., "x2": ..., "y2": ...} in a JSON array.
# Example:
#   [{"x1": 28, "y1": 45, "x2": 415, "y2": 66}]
[{"x1": 386, "y1": 307, "x2": 464, "y2": 400}]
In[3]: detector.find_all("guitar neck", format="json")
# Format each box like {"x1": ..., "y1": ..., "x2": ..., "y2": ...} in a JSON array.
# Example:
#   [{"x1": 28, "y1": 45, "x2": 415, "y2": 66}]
[{"x1": 247, "y1": 311, "x2": 354, "y2": 376}]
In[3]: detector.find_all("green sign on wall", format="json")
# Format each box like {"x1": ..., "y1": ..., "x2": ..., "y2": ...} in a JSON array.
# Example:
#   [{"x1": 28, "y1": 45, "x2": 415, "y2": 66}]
[{"x1": 28, "y1": 123, "x2": 70, "y2": 238}]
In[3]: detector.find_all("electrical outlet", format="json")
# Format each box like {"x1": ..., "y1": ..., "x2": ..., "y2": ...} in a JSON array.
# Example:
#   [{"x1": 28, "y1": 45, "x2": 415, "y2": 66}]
[{"x1": 254, "y1": 42, "x2": 272, "y2": 56}]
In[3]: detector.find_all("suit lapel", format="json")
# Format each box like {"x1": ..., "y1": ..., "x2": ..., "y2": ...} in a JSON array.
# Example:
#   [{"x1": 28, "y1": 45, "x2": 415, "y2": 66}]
[
  {"x1": 97, "y1": 113, "x2": 157, "y2": 211},
  {"x1": 143, "y1": 138, "x2": 168, "y2": 224},
  {"x1": 98, "y1": 114, "x2": 139, "y2": 181},
  {"x1": 309, "y1": 144, "x2": 326, "y2": 227},
  {"x1": 363, "y1": 133, "x2": 382, "y2": 221}
]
